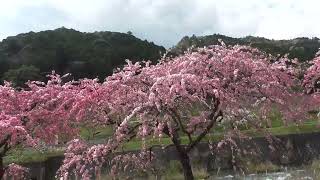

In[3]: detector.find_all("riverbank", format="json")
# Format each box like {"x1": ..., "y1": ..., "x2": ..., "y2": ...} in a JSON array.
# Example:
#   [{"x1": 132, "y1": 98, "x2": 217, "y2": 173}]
[
  {"x1": 4, "y1": 120, "x2": 320, "y2": 165},
  {"x1": 3, "y1": 123, "x2": 320, "y2": 179},
  {"x1": 18, "y1": 131, "x2": 320, "y2": 179}
]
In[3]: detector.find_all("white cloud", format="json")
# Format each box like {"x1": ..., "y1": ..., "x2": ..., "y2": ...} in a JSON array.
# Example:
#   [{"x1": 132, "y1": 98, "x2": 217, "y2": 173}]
[{"x1": 0, "y1": 0, "x2": 320, "y2": 47}]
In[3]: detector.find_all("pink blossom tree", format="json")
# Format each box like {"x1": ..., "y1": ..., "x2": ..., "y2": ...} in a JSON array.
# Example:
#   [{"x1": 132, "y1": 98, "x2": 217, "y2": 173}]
[
  {"x1": 304, "y1": 56, "x2": 320, "y2": 94},
  {"x1": 56, "y1": 45, "x2": 316, "y2": 180},
  {"x1": 0, "y1": 74, "x2": 100, "y2": 179},
  {"x1": 1, "y1": 44, "x2": 318, "y2": 180},
  {"x1": 303, "y1": 56, "x2": 320, "y2": 118}
]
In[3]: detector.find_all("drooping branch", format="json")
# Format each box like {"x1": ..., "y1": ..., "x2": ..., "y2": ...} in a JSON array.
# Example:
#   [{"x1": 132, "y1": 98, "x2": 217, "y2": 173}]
[
  {"x1": 186, "y1": 100, "x2": 222, "y2": 152},
  {"x1": 163, "y1": 124, "x2": 184, "y2": 154},
  {"x1": 127, "y1": 123, "x2": 142, "y2": 140},
  {"x1": 168, "y1": 108, "x2": 193, "y2": 143}
]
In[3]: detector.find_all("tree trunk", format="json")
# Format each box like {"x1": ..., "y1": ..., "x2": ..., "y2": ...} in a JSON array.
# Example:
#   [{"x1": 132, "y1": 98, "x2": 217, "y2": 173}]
[
  {"x1": 163, "y1": 124, "x2": 195, "y2": 180},
  {"x1": 0, "y1": 156, "x2": 5, "y2": 180},
  {"x1": 177, "y1": 150, "x2": 194, "y2": 180}
]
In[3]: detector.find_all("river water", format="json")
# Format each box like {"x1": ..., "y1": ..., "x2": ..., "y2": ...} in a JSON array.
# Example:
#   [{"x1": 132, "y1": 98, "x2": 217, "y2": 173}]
[{"x1": 212, "y1": 169, "x2": 316, "y2": 180}]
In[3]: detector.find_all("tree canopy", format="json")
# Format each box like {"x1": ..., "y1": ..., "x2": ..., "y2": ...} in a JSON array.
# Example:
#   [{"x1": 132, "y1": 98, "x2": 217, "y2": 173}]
[{"x1": 2, "y1": 65, "x2": 42, "y2": 88}]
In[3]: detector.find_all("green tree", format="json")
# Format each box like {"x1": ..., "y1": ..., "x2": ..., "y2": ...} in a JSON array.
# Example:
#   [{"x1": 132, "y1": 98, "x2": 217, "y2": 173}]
[
  {"x1": 0, "y1": 54, "x2": 9, "y2": 79},
  {"x1": 2, "y1": 65, "x2": 42, "y2": 88}
]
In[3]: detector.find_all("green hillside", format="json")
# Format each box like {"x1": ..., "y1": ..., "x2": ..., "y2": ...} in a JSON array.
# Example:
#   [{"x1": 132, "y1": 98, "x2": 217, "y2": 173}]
[
  {"x1": 1, "y1": 29, "x2": 320, "y2": 87},
  {"x1": 0, "y1": 27, "x2": 165, "y2": 87}
]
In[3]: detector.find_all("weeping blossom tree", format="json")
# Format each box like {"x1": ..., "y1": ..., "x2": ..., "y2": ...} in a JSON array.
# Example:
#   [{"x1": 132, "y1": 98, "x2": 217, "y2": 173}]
[
  {"x1": 55, "y1": 44, "x2": 317, "y2": 180},
  {"x1": 1, "y1": 44, "x2": 318, "y2": 180},
  {"x1": 0, "y1": 74, "x2": 100, "y2": 179}
]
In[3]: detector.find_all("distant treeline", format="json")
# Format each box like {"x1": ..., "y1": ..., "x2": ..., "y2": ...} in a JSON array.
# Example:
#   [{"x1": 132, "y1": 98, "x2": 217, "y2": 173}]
[{"x1": 170, "y1": 34, "x2": 320, "y2": 62}]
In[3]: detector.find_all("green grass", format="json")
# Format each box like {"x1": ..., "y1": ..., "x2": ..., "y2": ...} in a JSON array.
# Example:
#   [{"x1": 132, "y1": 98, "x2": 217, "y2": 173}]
[
  {"x1": 310, "y1": 159, "x2": 320, "y2": 178},
  {"x1": 4, "y1": 120, "x2": 320, "y2": 165},
  {"x1": 4, "y1": 148, "x2": 65, "y2": 165},
  {"x1": 245, "y1": 161, "x2": 281, "y2": 174},
  {"x1": 245, "y1": 120, "x2": 319, "y2": 137},
  {"x1": 79, "y1": 126, "x2": 114, "y2": 141}
]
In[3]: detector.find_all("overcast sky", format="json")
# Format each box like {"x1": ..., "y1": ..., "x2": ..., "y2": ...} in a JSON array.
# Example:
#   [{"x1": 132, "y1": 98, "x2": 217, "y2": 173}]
[{"x1": 0, "y1": 0, "x2": 319, "y2": 48}]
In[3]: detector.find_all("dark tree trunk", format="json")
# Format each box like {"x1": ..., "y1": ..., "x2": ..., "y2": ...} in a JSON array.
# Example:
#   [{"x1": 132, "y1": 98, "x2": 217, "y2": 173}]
[
  {"x1": 169, "y1": 131, "x2": 194, "y2": 180},
  {"x1": 163, "y1": 118, "x2": 196, "y2": 180},
  {"x1": 0, "y1": 156, "x2": 4, "y2": 180},
  {"x1": 177, "y1": 149, "x2": 194, "y2": 180},
  {"x1": 0, "y1": 137, "x2": 11, "y2": 180}
]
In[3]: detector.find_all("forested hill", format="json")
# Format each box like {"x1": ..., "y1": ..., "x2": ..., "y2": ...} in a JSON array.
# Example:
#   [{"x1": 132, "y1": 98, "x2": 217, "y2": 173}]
[
  {"x1": 170, "y1": 34, "x2": 320, "y2": 62},
  {"x1": 0, "y1": 27, "x2": 165, "y2": 87},
  {"x1": 1, "y1": 28, "x2": 320, "y2": 87}
]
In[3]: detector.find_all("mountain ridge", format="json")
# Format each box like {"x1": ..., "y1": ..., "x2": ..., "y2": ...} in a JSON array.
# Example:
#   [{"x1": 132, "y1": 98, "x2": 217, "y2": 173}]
[{"x1": 170, "y1": 34, "x2": 320, "y2": 62}]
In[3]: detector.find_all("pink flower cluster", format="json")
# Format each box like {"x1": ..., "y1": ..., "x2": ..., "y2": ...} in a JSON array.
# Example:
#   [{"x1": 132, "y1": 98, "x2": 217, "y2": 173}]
[
  {"x1": 3, "y1": 163, "x2": 29, "y2": 180},
  {"x1": 304, "y1": 57, "x2": 320, "y2": 94}
]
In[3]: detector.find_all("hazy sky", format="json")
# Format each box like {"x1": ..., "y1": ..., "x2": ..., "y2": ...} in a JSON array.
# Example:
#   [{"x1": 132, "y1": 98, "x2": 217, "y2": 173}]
[{"x1": 0, "y1": 0, "x2": 319, "y2": 48}]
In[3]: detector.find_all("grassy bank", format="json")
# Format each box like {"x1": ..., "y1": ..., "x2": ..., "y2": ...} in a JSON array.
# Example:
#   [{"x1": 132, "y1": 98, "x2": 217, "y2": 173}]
[{"x1": 4, "y1": 119, "x2": 319, "y2": 165}]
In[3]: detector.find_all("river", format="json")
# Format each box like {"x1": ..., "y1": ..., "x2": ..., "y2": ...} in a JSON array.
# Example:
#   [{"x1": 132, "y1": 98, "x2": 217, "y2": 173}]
[{"x1": 212, "y1": 168, "x2": 316, "y2": 180}]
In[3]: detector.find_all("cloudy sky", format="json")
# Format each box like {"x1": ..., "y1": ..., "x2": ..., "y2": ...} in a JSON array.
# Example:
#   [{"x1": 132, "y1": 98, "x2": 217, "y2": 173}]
[{"x1": 0, "y1": 0, "x2": 319, "y2": 48}]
